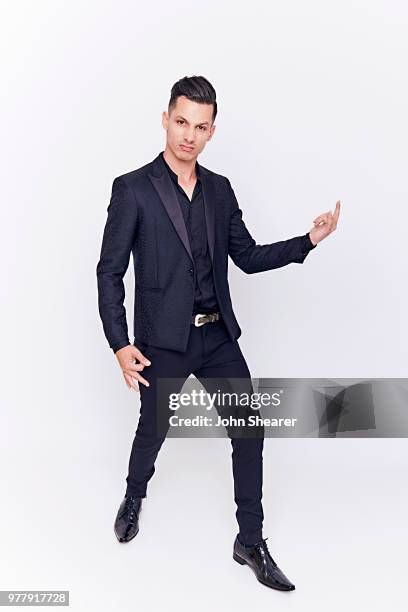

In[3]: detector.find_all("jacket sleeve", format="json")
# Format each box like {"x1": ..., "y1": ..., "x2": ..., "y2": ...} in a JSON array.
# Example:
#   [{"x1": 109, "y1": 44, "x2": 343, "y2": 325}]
[
  {"x1": 227, "y1": 178, "x2": 316, "y2": 274},
  {"x1": 96, "y1": 177, "x2": 139, "y2": 353}
]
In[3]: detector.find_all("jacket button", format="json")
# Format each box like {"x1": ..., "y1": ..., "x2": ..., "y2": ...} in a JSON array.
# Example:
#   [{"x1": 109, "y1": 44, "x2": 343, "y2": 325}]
[{"x1": 188, "y1": 268, "x2": 193, "y2": 274}]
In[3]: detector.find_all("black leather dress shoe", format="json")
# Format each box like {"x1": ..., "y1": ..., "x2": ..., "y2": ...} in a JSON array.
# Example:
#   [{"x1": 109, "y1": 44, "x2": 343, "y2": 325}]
[
  {"x1": 114, "y1": 495, "x2": 143, "y2": 543},
  {"x1": 233, "y1": 535, "x2": 295, "y2": 591}
]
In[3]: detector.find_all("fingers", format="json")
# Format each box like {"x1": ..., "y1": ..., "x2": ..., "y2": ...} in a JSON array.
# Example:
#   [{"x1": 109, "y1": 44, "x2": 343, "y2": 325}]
[
  {"x1": 123, "y1": 372, "x2": 139, "y2": 391},
  {"x1": 124, "y1": 369, "x2": 150, "y2": 389},
  {"x1": 313, "y1": 211, "x2": 329, "y2": 223},
  {"x1": 310, "y1": 200, "x2": 340, "y2": 242},
  {"x1": 124, "y1": 359, "x2": 150, "y2": 386},
  {"x1": 116, "y1": 345, "x2": 151, "y2": 368},
  {"x1": 332, "y1": 200, "x2": 341, "y2": 224},
  {"x1": 313, "y1": 211, "x2": 331, "y2": 225},
  {"x1": 126, "y1": 361, "x2": 147, "y2": 374},
  {"x1": 133, "y1": 347, "x2": 151, "y2": 366},
  {"x1": 325, "y1": 201, "x2": 340, "y2": 231},
  {"x1": 133, "y1": 372, "x2": 150, "y2": 387},
  {"x1": 314, "y1": 201, "x2": 341, "y2": 225},
  {"x1": 116, "y1": 344, "x2": 152, "y2": 390}
]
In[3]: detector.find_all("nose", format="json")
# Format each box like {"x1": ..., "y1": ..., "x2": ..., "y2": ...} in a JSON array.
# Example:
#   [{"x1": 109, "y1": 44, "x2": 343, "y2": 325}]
[{"x1": 184, "y1": 129, "x2": 195, "y2": 144}]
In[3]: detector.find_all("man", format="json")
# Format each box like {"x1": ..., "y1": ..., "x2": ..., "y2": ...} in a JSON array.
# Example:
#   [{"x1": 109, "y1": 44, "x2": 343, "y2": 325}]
[{"x1": 96, "y1": 75, "x2": 340, "y2": 591}]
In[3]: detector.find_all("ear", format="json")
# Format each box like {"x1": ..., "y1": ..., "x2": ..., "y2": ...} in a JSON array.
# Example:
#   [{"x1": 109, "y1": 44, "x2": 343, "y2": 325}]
[
  {"x1": 162, "y1": 111, "x2": 169, "y2": 129},
  {"x1": 208, "y1": 123, "x2": 216, "y2": 141}
]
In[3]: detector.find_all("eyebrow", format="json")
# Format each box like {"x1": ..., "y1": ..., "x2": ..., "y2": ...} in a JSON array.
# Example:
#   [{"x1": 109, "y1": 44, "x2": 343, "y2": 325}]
[{"x1": 175, "y1": 115, "x2": 209, "y2": 126}]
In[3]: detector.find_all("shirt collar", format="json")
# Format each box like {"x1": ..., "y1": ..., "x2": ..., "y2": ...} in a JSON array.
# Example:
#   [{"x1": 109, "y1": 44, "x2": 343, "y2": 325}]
[{"x1": 160, "y1": 150, "x2": 201, "y2": 186}]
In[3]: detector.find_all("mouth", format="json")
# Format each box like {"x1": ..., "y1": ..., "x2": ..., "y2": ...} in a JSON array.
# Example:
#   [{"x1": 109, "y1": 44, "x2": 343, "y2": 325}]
[{"x1": 179, "y1": 144, "x2": 194, "y2": 152}]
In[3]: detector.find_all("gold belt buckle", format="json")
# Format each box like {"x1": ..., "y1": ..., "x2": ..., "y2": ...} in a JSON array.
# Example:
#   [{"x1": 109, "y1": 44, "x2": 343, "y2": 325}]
[{"x1": 194, "y1": 313, "x2": 207, "y2": 327}]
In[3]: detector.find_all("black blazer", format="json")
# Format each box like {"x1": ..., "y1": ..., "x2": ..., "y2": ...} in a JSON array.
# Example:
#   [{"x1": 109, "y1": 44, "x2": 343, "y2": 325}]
[{"x1": 96, "y1": 152, "x2": 315, "y2": 353}]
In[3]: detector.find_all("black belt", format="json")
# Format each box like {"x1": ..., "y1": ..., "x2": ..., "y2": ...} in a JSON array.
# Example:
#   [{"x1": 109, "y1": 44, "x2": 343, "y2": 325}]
[{"x1": 191, "y1": 312, "x2": 221, "y2": 326}]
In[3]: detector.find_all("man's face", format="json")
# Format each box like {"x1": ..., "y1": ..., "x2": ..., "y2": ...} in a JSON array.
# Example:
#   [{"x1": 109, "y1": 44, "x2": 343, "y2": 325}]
[{"x1": 162, "y1": 95, "x2": 216, "y2": 161}]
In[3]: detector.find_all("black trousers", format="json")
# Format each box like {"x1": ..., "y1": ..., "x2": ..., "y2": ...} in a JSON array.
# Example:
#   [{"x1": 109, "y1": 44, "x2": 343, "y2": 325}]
[{"x1": 125, "y1": 317, "x2": 265, "y2": 546}]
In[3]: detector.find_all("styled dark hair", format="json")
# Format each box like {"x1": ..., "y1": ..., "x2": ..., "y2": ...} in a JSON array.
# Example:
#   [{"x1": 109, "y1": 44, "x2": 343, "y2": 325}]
[{"x1": 168, "y1": 75, "x2": 217, "y2": 123}]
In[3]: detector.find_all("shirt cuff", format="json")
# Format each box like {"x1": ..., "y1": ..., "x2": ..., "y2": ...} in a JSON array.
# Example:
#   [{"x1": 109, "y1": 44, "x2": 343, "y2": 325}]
[
  {"x1": 301, "y1": 232, "x2": 317, "y2": 253},
  {"x1": 111, "y1": 339, "x2": 131, "y2": 354}
]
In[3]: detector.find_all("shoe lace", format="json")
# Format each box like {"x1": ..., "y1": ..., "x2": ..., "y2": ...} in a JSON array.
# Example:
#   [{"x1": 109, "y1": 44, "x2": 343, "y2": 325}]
[
  {"x1": 124, "y1": 496, "x2": 140, "y2": 522},
  {"x1": 255, "y1": 537, "x2": 277, "y2": 566}
]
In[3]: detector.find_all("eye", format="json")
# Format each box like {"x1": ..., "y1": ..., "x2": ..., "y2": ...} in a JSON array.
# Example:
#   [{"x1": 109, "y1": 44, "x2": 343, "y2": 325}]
[
  {"x1": 176, "y1": 119, "x2": 184, "y2": 125},
  {"x1": 198, "y1": 126, "x2": 207, "y2": 131}
]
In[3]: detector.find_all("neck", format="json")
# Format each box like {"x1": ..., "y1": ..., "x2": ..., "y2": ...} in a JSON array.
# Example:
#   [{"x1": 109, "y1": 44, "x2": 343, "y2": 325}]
[{"x1": 163, "y1": 146, "x2": 198, "y2": 183}]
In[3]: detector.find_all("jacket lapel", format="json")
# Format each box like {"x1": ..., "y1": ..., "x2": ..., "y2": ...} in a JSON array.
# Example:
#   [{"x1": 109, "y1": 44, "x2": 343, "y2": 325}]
[{"x1": 148, "y1": 153, "x2": 216, "y2": 265}]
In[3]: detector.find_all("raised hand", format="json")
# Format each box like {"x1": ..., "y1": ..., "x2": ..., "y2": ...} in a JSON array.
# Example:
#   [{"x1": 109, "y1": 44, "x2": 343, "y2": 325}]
[{"x1": 309, "y1": 200, "x2": 341, "y2": 246}]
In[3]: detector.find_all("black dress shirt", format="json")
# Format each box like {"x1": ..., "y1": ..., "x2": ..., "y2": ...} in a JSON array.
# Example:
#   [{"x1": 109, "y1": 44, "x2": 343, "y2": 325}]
[
  {"x1": 160, "y1": 151, "x2": 219, "y2": 315},
  {"x1": 159, "y1": 151, "x2": 316, "y2": 317}
]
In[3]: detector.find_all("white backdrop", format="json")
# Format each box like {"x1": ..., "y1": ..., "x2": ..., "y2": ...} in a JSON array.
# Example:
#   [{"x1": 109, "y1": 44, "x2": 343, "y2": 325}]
[{"x1": 1, "y1": 1, "x2": 407, "y2": 610}]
